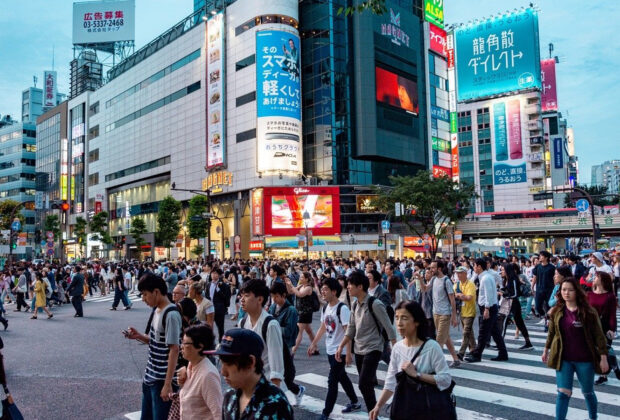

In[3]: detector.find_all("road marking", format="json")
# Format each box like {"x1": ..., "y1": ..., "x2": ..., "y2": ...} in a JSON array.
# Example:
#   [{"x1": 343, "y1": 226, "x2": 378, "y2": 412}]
[{"x1": 124, "y1": 411, "x2": 140, "y2": 420}]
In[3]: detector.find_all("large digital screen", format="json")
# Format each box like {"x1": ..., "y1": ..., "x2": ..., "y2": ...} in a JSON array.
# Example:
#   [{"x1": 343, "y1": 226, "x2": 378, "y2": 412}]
[
  {"x1": 375, "y1": 67, "x2": 419, "y2": 115},
  {"x1": 262, "y1": 187, "x2": 340, "y2": 236},
  {"x1": 455, "y1": 9, "x2": 541, "y2": 101}
]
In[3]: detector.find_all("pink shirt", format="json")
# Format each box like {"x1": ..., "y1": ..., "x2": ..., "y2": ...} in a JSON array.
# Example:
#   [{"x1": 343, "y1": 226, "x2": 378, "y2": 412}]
[{"x1": 179, "y1": 358, "x2": 222, "y2": 420}]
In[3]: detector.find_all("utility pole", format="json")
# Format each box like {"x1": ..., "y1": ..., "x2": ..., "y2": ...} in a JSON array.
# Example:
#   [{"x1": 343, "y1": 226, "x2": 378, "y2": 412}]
[{"x1": 554, "y1": 186, "x2": 598, "y2": 250}]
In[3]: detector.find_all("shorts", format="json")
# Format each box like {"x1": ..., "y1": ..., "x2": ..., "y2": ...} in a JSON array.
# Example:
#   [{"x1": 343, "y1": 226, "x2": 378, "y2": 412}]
[
  {"x1": 298, "y1": 311, "x2": 313, "y2": 324},
  {"x1": 433, "y1": 314, "x2": 451, "y2": 346}
]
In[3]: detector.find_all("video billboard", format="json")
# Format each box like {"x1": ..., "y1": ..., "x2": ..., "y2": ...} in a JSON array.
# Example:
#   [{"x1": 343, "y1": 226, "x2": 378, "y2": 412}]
[
  {"x1": 541, "y1": 59, "x2": 558, "y2": 112},
  {"x1": 72, "y1": 0, "x2": 135, "y2": 44},
  {"x1": 262, "y1": 187, "x2": 340, "y2": 236},
  {"x1": 375, "y1": 67, "x2": 419, "y2": 115},
  {"x1": 206, "y1": 13, "x2": 225, "y2": 169},
  {"x1": 455, "y1": 9, "x2": 541, "y2": 101},
  {"x1": 492, "y1": 97, "x2": 527, "y2": 185},
  {"x1": 256, "y1": 30, "x2": 302, "y2": 174}
]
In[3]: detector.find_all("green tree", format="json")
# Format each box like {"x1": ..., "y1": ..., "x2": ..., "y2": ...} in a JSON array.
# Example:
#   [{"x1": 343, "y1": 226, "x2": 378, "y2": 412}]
[
  {"x1": 88, "y1": 211, "x2": 112, "y2": 245},
  {"x1": 338, "y1": 0, "x2": 386, "y2": 15},
  {"x1": 564, "y1": 184, "x2": 617, "y2": 208},
  {"x1": 187, "y1": 195, "x2": 209, "y2": 250},
  {"x1": 0, "y1": 199, "x2": 25, "y2": 230},
  {"x1": 373, "y1": 171, "x2": 477, "y2": 258},
  {"x1": 74, "y1": 217, "x2": 88, "y2": 258},
  {"x1": 191, "y1": 244, "x2": 204, "y2": 257},
  {"x1": 129, "y1": 217, "x2": 148, "y2": 260},
  {"x1": 157, "y1": 196, "x2": 182, "y2": 258},
  {"x1": 44, "y1": 214, "x2": 61, "y2": 242}
]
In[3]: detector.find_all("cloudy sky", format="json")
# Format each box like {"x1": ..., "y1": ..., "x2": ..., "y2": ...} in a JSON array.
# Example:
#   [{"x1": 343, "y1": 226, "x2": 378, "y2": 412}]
[{"x1": 0, "y1": 0, "x2": 618, "y2": 183}]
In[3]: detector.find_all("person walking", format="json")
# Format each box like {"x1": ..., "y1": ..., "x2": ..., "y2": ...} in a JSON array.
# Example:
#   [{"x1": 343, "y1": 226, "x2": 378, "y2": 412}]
[
  {"x1": 453, "y1": 266, "x2": 476, "y2": 360},
  {"x1": 286, "y1": 271, "x2": 317, "y2": 356},
  {"x1": 532, "y1": 250, "x2": 556, "y2": 329},
  {"x1": 12, "y1": 268, "x2": 28, "y2": 313},
  {"x1": 542, "y1": 277, "x2": 608, "y2": 420},
  {"x1": 30, "y1": 272, "x2": 53, "y2": 320},
  {"x1": 502, "y1": 263, "x2": 533, "y2": 350},
  {"x1": 205, "y1": 268, "x2": 231, "y2": 342},
  {"x1": 66, "y1": 266, "x2": 85, "y2": 317},
  {"x1": 110, "y1": 267, "x2": 131, "y2": 310}
]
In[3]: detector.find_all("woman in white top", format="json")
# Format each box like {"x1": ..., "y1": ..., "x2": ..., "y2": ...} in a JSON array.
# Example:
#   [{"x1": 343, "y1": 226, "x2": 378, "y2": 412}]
[{"x1": 369, "y1": 300, "x2": 452, "y2": 420}]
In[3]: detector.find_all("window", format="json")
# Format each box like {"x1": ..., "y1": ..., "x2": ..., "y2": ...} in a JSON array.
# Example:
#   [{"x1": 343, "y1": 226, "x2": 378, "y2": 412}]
[
  {"x1": 235, "y1": 15, "x2": 298, "y2": 37},
  {"x1": 88, "y1": 125, "x2": 99, "y2": 140},
  {"x1": 88, "y1": 173, "x2": 99, "y2": 186},
  {"x1": 89, "y1": 101, "x2": 100, "y2": 116},
  {"x1": 236, "y1": 91, "x2": 256, "y2": 107},
  {"x1": 236, "y1": 129, "x2": 256, "y2": 143},
  {"x1": 105, "y1": 156, "x2": 171, "y2": 182},
  {"x1": 236, "y1": 55, "x2": 255, "y2": 71},
  {"x1": 88, "y1": 148, "x2": 99, "y2": 163}
]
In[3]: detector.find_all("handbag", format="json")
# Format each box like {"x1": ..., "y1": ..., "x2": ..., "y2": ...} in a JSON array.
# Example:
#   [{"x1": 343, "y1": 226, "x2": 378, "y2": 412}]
[
  {"x1": 1, "y1": 397, "x2": 24, "y2": 420},
  {"x1": 167, "y1": 392, "x2": 180, "y2": 420},
  {"x1": 390, "y1": 340, "x2": 457, "y2": 420},
  {"x1": 499, "y1": 297, "x2": 512, "y2": 316}
]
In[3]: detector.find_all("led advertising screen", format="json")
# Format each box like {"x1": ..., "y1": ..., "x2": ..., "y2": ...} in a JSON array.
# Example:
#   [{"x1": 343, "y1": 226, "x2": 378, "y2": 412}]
[
  {"x1": 206, "y1": 13, "x2": 225, "y2": 169},
  {"x1": 455, "y1": 9, "x2": 541, "y2": 101},
  {"x1": 541, "y1": 59, "x2": 558, "y2": 112},
  {"x1": 262, "y1": 187, "x2": 340, "y2": 236},
  {"x1": 256, "y1": 29, "x2": 302, "y2": 174},
  {"x1": 72, "y1": 0, "x2": 135, "y2": 44},
  {"x1": 375, "y1": 67, "x2": 419, "y2": 115},
  {"x1": 492, "y1": 97, "x2": 527, "y2": 185}
]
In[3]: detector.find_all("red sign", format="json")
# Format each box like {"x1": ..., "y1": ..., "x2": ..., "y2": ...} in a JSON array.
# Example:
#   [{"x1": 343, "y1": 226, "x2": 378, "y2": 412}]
[
  {"x1": 403, "y1": 237, "x2": 424, "y2": 247},
  {"x1": 433, "y1": 165, "x2": 451, "y2": 178},
  {"x1": 446, "y1": 48, "x2": 455, "y2": 69},
  {"x1": 429, "y1": 23, "x2": 447, "y2": 57},
  {"x1": 262, "y1": 186, "x2": 341, "y2": 236},
  {"x1": 251, "y1": 189, "x2": 263, "y2": 236},
  {"x1": 541, "y1": 59, "x2": 558, "y2": 112},
  {"x1": 375, "y1": 67, "x2": 419, "y2": 115},
  {"x1": 249, "y1": 241, "x2": 264, "y2": 251},
  {"x1": 507, "y1": 99, "x2": 522, "y2": 159},
  {"x1": 451, "y1": 146, "x2": 459, "y2": 177},
  {"x1": 94, "y1": 201, "x2": 102, "y2": 214}
]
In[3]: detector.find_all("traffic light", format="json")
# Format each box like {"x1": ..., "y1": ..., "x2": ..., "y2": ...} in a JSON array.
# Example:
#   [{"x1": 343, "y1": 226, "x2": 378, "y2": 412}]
[
  {"x1": 377, "y1": 236, "x2": 383, "y2": 247},
  {"x1": 11, "y1": 241, "x2": 17, "y2": 250},
  {"x1": 60, "y1": 201, "x2": 69, "y2": 211},
  {"x1": 225, "y1": 239, "x2": 230, "y2": 249}
]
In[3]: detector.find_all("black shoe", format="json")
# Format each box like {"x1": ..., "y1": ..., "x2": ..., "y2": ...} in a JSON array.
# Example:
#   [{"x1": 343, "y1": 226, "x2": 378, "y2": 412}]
[
  {"x1": 1, "y1": 320, "x2": 7, "y2": 330},
  {"x1": 614, "y1": 368, "x2": 620, "y2": 381},
  {"x1": 109, "y1": 307, "x2": 117, "y2": 311},
  {"x1": 491, "y1": 356, "x2": 508, "y2": 361},
  {"x1": 519, "y1": 343, "x2": 534, "y2": 351},
  {"x1": 457, "y1": 353, "x2": 464, "y2": 361},
  {"x1": 74, "y1": 314, "x2": 83, "y2": 317},
  {"x1": 124, "y1": 305, "x2": 132, "y2": 310},
  {"x1": 464, "y1": 355, "x2": 481, "y2": 363},
  {"x1": 595, "y1": 376, "x2": 607, "y2": 385}
]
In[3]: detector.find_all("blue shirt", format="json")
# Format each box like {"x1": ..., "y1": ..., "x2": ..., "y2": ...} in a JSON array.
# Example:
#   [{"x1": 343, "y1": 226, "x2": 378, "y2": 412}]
[{"x1": 477, "y1": 270, "x2": 498, "y2": 308}]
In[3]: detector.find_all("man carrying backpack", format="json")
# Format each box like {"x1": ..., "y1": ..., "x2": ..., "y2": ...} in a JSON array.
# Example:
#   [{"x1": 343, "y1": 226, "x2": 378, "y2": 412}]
[{"x1": 308, "y1": 278, "x2": 361, "y2": 420}]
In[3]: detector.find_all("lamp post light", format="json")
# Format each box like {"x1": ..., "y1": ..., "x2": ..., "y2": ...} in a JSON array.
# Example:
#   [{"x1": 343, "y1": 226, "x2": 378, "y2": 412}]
[
  {"x1": 117, "y1": 227, "x2": 123, "y2": 260},
  {"x1": 302, "y1": 210, "x2": 310, "y2": 261}
]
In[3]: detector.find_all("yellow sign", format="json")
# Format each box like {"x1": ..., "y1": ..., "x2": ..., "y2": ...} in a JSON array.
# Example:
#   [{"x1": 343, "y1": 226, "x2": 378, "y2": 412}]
[
  {"x1": 529, "y1": 186, "x2": 544, "y2": 193},
  {"x1": 202, "y1": 171, "x2": 233, "y2": 192}
]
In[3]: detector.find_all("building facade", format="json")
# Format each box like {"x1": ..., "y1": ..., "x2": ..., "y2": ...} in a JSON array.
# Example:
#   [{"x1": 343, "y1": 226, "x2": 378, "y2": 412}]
[{"x1": 591, "y1": 160, "x2": 620, "y2": 195}]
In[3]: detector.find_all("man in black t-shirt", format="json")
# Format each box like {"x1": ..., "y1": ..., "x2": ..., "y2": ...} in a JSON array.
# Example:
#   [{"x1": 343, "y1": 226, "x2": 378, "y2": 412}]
[{"x1": 531, "y1": 251, "x2": 555, "y2": 321}]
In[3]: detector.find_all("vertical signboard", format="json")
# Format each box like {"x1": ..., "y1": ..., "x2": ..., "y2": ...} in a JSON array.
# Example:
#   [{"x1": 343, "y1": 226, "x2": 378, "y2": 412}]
[
  {"x1": 60, "y1": 138, "x2": 68, "y2": 200},
  {"x1": 206, "y1": 12, "x2": 225, "y2": 169},
  {"x1": 256, "y1": 30, "x2": 302, "y2": 174},
  {"x1": 507, "y1": 99, "x2": 523, "y2": 159},
  {"x1": 424, "y1": 0, "x2": 444, "y2": 28},
  {"x1": 455, "y1": 9, "x2": 541, "y2": 101},
  {"x1": 541, "y1": 58, "x2": 558, "y2": 112},
  {"x1": 251, "y1": 188, "x2": 264, "y2": 236},
  {"x1": 553, "y1": 137, "x2": 564, "y2": 169},
  {"x1": 429, "y1": 24, "x2": 447, "y2": 57},
  {"x1": 493, "y1": 98, "x2": 527, "y2": 185},
  {"x1": 43, "y1": 71, "x2": 57, "y2": 108},
  {"x1": 493, "y1": 102, "x2": 508, "y2": 161}
]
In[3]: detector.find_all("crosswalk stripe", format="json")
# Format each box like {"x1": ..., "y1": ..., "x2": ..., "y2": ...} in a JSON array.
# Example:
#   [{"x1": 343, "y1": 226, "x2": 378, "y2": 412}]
[
  {"x1": 124, "y1": 411, "x2": 140, "y2": 420},
  {"x1": 295, "y1": 391, "x2": 386, "y2": 420}
]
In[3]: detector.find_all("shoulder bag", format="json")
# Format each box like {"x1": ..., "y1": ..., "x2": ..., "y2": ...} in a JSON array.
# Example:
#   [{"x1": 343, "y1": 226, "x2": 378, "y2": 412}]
[{"x1": 390, "y1": 340, "x2": 457, "y2": 420}]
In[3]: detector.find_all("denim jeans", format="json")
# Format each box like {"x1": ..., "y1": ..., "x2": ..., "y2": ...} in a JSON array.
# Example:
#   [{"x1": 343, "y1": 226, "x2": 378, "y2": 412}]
[
  {"x1": 123, "y1": 289, "x2": 131, "y2": 306},
  {"x1": 555, "y1": 360, "x2": 597, "y2": 420},
  {"x1": 141, "y1": 381, "x2": 171, "y2": 420},
  {"x1": 324, "y1": 354, "x2": 358, "y2": 416},
  {"x1": 524, "y1": 295, "x2": 534, "y2": 317}
]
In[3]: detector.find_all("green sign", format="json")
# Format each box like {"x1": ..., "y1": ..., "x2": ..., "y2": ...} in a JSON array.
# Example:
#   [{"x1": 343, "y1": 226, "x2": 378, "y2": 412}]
[
  {"x1": 450, "y1": 112, "x2": 457, "y2": 133},
  {"x1": 424, "y1": 0, "x2": 444, "y2": 28},
  {"x1": 432, "y1": 137, "x2": 450, "y2": 152}
]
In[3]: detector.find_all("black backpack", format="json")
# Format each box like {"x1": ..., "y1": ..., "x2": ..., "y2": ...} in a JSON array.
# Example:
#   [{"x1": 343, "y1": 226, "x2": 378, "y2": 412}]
[
  {"x1": 310, "y1": 290, "x2": 321, "y2": 312},
  {"x1": 363, "y1": 296, "x2": 390, "y2": 342},
  {"x1": 144, "y1": 305, "x2": 181, "y2": 335},
  {"x1": 240, "y1": 315, "x2": 296, "y2": 385}
]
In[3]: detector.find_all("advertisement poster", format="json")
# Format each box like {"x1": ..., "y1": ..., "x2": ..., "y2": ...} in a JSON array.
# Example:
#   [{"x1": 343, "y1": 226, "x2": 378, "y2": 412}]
[
  {"x1": 251, "y1": 188, "x2": 263, "y2": 236},
  {"x1": 455, "y1": 8, "x2": 541, "y2": 101},
  {"x1": 43, "y1": 71, "x2": 57, "y2": 108},
  {"x1": 72, "y1": 0, "x2": 135, "y2": 44},
  {"x1": 206, "y1": 12, "x2": 225, "y2": 169},
  {"x1": 376, "y1": 67, "x2": 419, "y2": 114},
  {"x1": 541, "y1": 58, "x2": 558, "y2": 112},
  {"x1": 256, "y1": 30, "x2": 302, "y2": 173},
  {"x1": 493, "y1": 98, "x2": 527, "y2": 185},
  {"x1": 424, "y1": 0, "x2": 444, "y2": 28},
  {"x1": 493, "y1": 102, "x2": 508, "y2": 161},
  {"x1": 262, "y1": 187, "x2": 340, "y2": 236},
  {"x1": 553, "y1": 137, "x2": 564, "y2": 169},
  {"x1": 507, "y1": 99, "x2": 522, "y2": 159},
  {"x1": 429, "y1": 23, "x2": 447, "y2": 57}
]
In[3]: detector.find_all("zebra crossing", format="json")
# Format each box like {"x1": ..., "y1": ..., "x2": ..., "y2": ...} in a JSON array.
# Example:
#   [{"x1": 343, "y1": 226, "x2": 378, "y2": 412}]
[
  {"x1": 83, "y1": 290, "x2": 142, "y2": 305},
  {"x1": 290, "y1": 313, "x2": 620, "y2": 420}
]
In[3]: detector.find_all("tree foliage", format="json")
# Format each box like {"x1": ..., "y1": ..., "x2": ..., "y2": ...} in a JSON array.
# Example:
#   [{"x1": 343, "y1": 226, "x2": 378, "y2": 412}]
[
  {"x1": 373, "y1": 171, "x2": 477, "y2": 258},
  {"x1": 129, "y1": 217, "x2": 148, "y2": 260},
  {"x1": 187, "y1": 195, "x2": 209, "y2": 240},
  {"x1": 338, "y1": 0, "x2": 386, "y2": 16},
  {"x1": 44, "y1": 214, "x2": 61, "y2": 242},
  {"x1": 564, "y1": 184, "x2": 620, "y2": 207},
  {"x1": 74, "y1": 217, "x2": 88, "y2": 257},
  {"x1": 88, "y1": 211, "x2": 112, "y2": 245},
  {"x1": 191, "y1": 244, "x2": 204, "y2": 257},
  {"x1": 157, "y1": 196, "x2": 182, "y2": 254},
  {"x1": 0, "y1": 200, "x2": 25, "y2": 230}
]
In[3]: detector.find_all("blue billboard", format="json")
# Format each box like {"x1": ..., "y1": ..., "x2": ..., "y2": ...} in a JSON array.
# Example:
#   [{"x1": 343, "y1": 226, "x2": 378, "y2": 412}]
[
  {"x1": 455, "y1": 9, "x2": 541, "y2": 101},
  {"x1": 553, "y1": 137, "x2": 564, "y2": 169},
  {"x1": 256, "y1": 30, "x2": 301, "y2": 120}
]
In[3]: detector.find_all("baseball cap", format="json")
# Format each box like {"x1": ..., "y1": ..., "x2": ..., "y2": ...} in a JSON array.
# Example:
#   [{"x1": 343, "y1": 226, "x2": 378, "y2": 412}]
[
  {"x1": 455, "y1": 266, "x2": 468, "y2": 273},
  {"x1": 204, "y1": 328, "x2": 263, "y2": 360},
  {"x1": 591, "y1": 252, "x2": 604, "y2": 263}
]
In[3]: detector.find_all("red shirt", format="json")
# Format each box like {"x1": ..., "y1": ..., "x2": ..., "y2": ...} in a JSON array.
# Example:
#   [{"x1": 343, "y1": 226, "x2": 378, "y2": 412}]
[
  {"x1": 587, "y1": 291, "x2": 617, "y2": 333},
  {"x1": 560, "y1": 307, "x2": 591, "y2": 362}
]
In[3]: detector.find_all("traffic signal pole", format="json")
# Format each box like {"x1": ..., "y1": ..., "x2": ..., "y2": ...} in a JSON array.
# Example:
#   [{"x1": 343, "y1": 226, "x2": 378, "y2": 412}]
[{"x1": 555, "y1": 186, "x2": 598, "y2": 250}]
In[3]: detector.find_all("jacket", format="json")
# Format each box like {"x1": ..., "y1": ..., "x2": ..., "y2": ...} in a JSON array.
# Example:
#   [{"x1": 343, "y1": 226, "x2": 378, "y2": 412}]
[
  {"x1": 545, "y1": 305, "x2": 608, "y2": 374},
  {"x1": 205, "y1": 280, "x2": 231, "y2": 310},
  {"x1": 67, "y1": 273, "x2": 85, "y2": 298},
  {"x1": 268, "y1": 301, "x2": 299, "y2": 348}
]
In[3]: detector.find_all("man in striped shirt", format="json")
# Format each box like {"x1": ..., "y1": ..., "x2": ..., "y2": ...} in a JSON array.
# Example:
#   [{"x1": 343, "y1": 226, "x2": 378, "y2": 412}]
[{"x1": 126, "y1": 274, "x2": 182, "y2": 420}]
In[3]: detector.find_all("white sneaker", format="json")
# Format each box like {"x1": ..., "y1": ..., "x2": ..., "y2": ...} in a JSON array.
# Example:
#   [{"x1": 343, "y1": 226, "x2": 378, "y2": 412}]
[
  {"x1": 537, "y1": 319, "x2": 546, "y2": 325},
  {"x1": 295, "y1": 385, "x2": 305, "y2": 406}
]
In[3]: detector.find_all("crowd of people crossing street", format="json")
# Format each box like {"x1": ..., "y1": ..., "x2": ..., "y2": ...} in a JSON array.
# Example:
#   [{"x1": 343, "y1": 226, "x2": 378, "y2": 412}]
[{"x1": 0, "y1": 250, "x2": 619, "y2": 420}]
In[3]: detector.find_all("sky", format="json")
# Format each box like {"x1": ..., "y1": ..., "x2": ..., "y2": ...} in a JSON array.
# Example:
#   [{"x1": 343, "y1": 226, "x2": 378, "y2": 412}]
[{"x1": 0, "y1": 0, "x2": 618, "y2": 184}]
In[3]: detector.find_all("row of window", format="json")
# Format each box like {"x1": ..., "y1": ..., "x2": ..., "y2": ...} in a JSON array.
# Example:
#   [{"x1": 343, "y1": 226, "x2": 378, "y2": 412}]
[
  {"x1": 235, "y1": 15, "x2": 298, "y2": 37},
  {"x1": 236, "y1": 129, "x2": 256, "y2": 143},
  {"x1": 0, "y1": 159, "x2": 35, "y2": 169},
  {"x1": 105, "y1": 82, "x2": 201, "y2": 133},
  {"x1": 0, "y1": 188, "x2": 35, "y2": 198},
  {"x1": 0, "y1": 143, "x2": 36, "y2": 156},
  {"x1": 0, "y1": 173, "x2": 36, "y2": 184},
  {"x1": 104, "y1": 155, "x2": 171, "y2": 183},
  {"x1": 236, "y1": 91, "x2": 256, "y2": 107},
  {"x1": 236, "y1": 54, "x2": 255, "y2": 71},
  {"x1": 105, "y1": 49, "x2": 201, "y2": 109}
]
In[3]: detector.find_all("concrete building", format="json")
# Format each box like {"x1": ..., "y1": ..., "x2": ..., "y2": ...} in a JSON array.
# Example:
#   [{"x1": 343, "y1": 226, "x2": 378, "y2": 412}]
[{"x1": 591, "y1": 160, "x2": 620, "y2": 195}]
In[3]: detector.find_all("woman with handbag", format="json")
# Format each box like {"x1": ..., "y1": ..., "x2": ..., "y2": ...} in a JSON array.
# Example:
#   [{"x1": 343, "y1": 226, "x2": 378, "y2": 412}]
[
  {"x1": 369, "y1": 300, "x2": 454, "y2": 420},
  {"x1": 587, "y1": 271, "x2": 619, "y2": 385},
  {"x1": 542, "y1": 277, "x2": 608, "y2": 420}
]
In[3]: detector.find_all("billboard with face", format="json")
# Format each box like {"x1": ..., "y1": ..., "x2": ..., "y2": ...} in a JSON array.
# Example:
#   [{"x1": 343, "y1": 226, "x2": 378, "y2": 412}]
[
  {"x1": 375, "y1": 67, "x2": 419, "y2": 115},
  {"x1": 455, "y1": 9, "x2": 541, "y2": 101}
]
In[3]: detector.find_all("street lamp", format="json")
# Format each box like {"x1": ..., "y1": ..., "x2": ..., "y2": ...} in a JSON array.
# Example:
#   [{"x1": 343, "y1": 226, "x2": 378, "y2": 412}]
[
  {"x1": 450, "y1": 221, "x2": 456, "y2": 260},
  {"x1": 302, "y1": 210, "x2": 310, "y2": 260},
  {"x1": 182, "y1": 223, "x2": 188, "y2": 260}
]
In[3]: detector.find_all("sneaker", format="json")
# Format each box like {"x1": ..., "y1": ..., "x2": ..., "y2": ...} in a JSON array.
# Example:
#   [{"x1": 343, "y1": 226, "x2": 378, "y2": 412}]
[
  {"x1": 457, "y1": 353, "x2": 464, "y2": 361},
  {"x1": 109, "y1": 307, "x2": 117, "y2": 311},
  {"x1": 519, "y1": 343, "x2": 534, "y2": 351},
  {"x1": 595, "y1": 376, "x2": 607, "y2": 385},
  {"x1": 341, "y1": 402, "x2": 362, "y2": 413},
  {"x1": 464, "y1": 355, "x2": 481, "y2": 363},
  {"x1": 537, "y1": 319, "x2": 546, "y2": 325},
  {"x1": 295, "y1": 385, "x2": 305, "y2": 406},
  {"x1": 449, "y1": 360, "x2": 461, "y2": 368}
]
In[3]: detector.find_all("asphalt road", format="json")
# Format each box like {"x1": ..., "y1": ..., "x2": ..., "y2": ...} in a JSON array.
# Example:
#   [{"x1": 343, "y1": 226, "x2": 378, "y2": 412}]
[{"x1": 2, "y1": 293, "x2": 619, "y2": 420}]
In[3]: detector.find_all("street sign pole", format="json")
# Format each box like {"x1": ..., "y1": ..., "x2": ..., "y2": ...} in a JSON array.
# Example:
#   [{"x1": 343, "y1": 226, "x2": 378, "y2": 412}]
[{"x1": 555, "y1": 186, "x2": 598, "y2": 250}]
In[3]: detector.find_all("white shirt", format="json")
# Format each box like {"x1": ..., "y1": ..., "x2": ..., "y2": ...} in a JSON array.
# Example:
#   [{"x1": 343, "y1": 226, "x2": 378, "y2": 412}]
[
  {"x1": 241, "y1": 310, "x2": 285, "y2": 384},
  {"x1": 477, "y1": 270, "x2": 498, "y2": 308},
  {"x1": 384, "y1": 339, "x2": 452, "y2": 392},
  {"x1": 321, "y1": 302, "x2": 350, "y2": 355}
]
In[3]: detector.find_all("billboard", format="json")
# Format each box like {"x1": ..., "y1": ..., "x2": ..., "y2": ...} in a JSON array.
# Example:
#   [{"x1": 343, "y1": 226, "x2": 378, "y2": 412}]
[
  {"x1": 553, "y1": 137, "x2": 564, "y2": 169},
  {"x1": 424, "y1": 0, "x2": 444, "y2": 28},
  {"x1": 206, "y1": 13, "x2": 225, "y2": 169},
  {"x1": 376, "y1": 67, "x2": 419, "y2": 115},
  {"x1": 455, "y1": 9, "x2": 541, "y2": 101},
  {"x1": 429, "y1": 24, "x2": 447, "y2": 57},
  {"x1": 256, "y1": 30, "x2": 302, "y2": 174},
  {"x1": 251, "y1": 188, "x2": 264, "y2": 236},
  {"x1": 541, "y1": 59, "x2": 558, "y2": 112},
  {"x1": 43, "y1": 71, "x2": 57, "y2": 108},
  {"x1": 262, "y1": 187, "x2": 340, "y2": 236},
  {"x1": 72, "y1": 0, "x2": 135, "y2": 44},
  {"x1": 492, "y1": 97, "x2": 527, "y2": 185}
]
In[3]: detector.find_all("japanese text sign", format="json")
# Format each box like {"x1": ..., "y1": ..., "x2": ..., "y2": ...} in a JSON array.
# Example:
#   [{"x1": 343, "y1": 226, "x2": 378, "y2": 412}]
[
  {"x1": 541, "y1": 59, "x2": 558, "y2": 112},
  {"x1": 72, "y1": 0, "x2": 135, "y2": 44},
  {"x1": 424, "y1": 0, "x2": 444, "y2": 28}
]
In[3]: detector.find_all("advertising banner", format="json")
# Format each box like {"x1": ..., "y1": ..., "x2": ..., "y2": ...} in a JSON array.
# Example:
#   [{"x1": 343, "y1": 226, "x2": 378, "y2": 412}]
[
  {"x1": 251, "y1": 189, "x2": 264, "y2": 236},
  {"x1": 376, "y1": 67, "x2": 419, "y2": 114},
  {"x1": 356, "y1": 195, "x2": 379, "y2": 213},
  {"x1": 492, "y1": 97, "x2": 527, "y2": 185},
  {"x1": 72, "y1": 0, "x2": 135, "y2": 44},
  {"x1": 553, "y1": 137, "x2": 564, "y2": 169},
  {"x1": 256, "y1": 30, "x2": 302, "y2": 173},
  {"x1": 429, "y1": 23, "x2": 447, "y2": 57},
  {"x1": 206, "y1": 12, "x2": 226, "y2": 169},
  {"x1": 424, "y1": 0, "x2": 444, "y2": 28},
  {"x1": 433, "y1": 165, "x2": 451, "y2": 178},
  {"x1": 507, "y1": 99, "x2": 523, "y2": 159},
  {"x1": 262, "y1": 187, "x2": 340, "y2": 236},
  {"x1": 541, "y1": 59, "x2": 558, "y2": 112},
  {"x1": 455, "y1": 9, "x2": 541, "y2": 101},
  {"x1": 43, "y1": 71, "x2": 57, "y2": 108},
  {"x1": 493, "y1": 102, "x2": 508, "y2": 161}
]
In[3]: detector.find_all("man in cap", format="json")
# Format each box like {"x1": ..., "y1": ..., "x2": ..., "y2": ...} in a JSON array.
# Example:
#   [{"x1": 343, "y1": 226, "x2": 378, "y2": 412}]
[
  {"x1": 453, "y1": 266, "x2": 477, "y2": 360},
  {"x1": 208, "y1": 328, "x2": 293, "y2": 420},
  {"x1": 586, "y1": 252, "x2": 613, "y2": 286}
]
